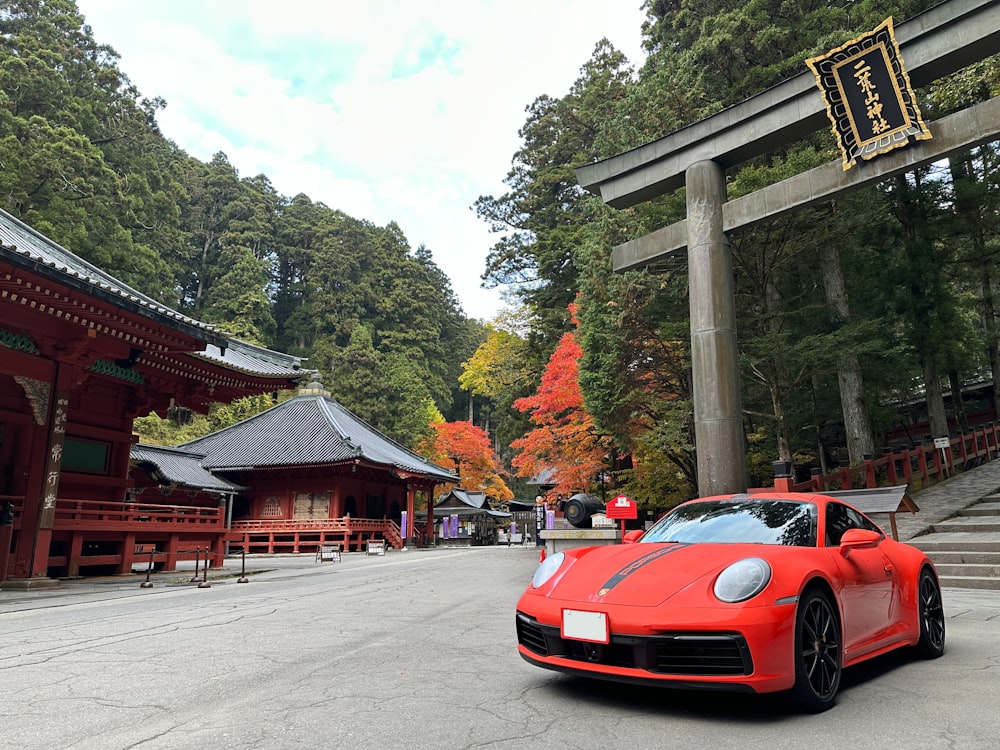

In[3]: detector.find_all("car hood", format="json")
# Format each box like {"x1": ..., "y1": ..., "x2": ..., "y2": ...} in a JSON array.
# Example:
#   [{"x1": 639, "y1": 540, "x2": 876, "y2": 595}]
[{"x1": 547, "y1": 542, "x2": 779, "y2": 607}]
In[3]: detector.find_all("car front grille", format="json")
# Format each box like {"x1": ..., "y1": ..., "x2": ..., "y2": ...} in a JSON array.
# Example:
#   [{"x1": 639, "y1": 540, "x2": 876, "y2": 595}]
[{"x1": 516, "y1": 612, "x2": 753, "y2": 677}]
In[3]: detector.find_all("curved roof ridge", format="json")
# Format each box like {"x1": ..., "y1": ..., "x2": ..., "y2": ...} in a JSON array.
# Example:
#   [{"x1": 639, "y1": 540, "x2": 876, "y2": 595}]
[
  {"x1": 319, "y1": 398, "x2": 454, "y2": 480},
  {"x1": 321, "y1": 397, "x2": 422, "y2": 455},
  {"x1": 0, "y1": 206, "x2": 225, "y2": 345},
  {"x1": 177, "y1": 397, "x2": 287, "y2": 450},
  {"x1": 315, "y1": 396, "x2": 354, "y2": 445}
]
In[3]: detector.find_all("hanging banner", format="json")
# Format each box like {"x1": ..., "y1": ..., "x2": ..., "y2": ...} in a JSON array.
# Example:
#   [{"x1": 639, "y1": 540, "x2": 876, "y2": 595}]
[{"x1": 805, "y1": 17, "x2": 931, "y2": 170}]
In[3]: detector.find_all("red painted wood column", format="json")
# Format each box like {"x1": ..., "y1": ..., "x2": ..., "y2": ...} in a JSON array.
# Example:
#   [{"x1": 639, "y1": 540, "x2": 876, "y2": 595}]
[
  {"x1": 405, "y1": 484, "x2": 416, "y2": 540},
  {"x1": 424, "y1": 488, "x2": 434, "y2": 545},
  {"x1": 67, "y1": 532, "x2": 84, "y2": 578},
  {"x1": 8, "y1": 369, "x2": 68, "y2": 585}
]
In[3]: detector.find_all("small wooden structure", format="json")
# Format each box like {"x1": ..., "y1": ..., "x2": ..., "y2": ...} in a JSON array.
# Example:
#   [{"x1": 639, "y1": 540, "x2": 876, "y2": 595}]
[
  {"x1": 770, "y1": 466, "x2": 919, "y2": 541},
  {"x1": 315, "y1": 545, "x2": 341, "y2": 563},
  {"x1": 415, "y1": 489, "x2": 511, "y2": 546}
]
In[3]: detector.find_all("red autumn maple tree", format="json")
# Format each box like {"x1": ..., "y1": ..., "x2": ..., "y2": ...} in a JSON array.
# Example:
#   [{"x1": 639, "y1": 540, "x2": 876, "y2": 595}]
[
  {"x1": 511, "y1": 327, "x2": 612, "y2": 500},
  {"x1": 419, "y1": 420, "x2": 513, "y2": 503}
]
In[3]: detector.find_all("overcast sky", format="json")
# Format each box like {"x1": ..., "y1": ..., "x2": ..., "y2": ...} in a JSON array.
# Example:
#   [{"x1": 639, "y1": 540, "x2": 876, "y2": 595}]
[{"x1": 75, "y1": 1, "x2": 648, "y2": 321}]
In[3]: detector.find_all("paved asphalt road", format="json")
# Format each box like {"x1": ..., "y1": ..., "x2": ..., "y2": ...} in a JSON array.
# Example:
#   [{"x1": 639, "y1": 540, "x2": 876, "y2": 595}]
[{"x1": 1, "y1": 547, "x2": 999, "y2": 750}]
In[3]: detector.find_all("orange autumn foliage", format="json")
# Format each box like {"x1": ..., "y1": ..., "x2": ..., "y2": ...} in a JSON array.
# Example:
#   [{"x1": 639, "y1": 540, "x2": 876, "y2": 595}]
[
  {"x1": 419, "y1": 420, "x2": 513, "y2": 503},
  {"x1": 511, "y1": 329, "x2": 612, "y2": 500}
]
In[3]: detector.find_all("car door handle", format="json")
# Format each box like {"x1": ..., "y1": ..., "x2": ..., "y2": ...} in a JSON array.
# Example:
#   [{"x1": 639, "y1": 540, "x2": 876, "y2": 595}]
[{"x1": 884, "y1": 564, "x2": 894, "y2": 575}]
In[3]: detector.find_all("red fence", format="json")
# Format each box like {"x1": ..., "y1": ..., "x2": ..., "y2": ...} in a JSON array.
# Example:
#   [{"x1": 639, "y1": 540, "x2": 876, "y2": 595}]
[
  {"x1": 770, "y1": 423, "x2": 1000, "y2": 493},
  {"x1": 229, "y1": 517, "x2": 402, "y2": 553},
  {"x1": 0, "y1": 497, "x2": 228, "y2": 579},
  {"x1": 54, "y1": 499, "x2": 224, "y2": 529}
]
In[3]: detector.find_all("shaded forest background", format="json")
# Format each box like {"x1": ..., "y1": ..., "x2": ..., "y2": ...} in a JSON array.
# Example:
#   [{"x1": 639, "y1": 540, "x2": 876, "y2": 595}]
[{"x1": 3, "y1": 0, "x2": 1000, "y2": 510}]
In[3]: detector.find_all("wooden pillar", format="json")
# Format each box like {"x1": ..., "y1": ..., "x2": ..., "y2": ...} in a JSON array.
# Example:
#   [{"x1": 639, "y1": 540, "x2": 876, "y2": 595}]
[
  {"x1": 405, "y1": 484, "x2": 416, "y2": 539},
  {"x1": 8, "y1": 369, "x2": 69, "y2": 585},
  {"x1": 209, "y1": 540, "x2": 224, "y2": 568},
  {"x1": 331, "y1": 483, "x2": 343, "y2": 517},
  {"x1": 120, "y1": 531, "x2": 137, "y2": 575},
  {"x1": 0, "y1": 521, "x2": 12, "y2": 584},
  {"x1": 687, "y1": 160, "x2": 746, "y2": 496},
  {"x1": 424, "y1": 489, "x2": 434, "y2": 545},
  {"x1": 9, "y1": 418, "x2": 48, "y2": 579},
  {"x1": 164, "y1": 534, "x2": 179, "y2": 571},
  {"x1": 67, "y1": 532, "x2": 84, "y2": 578}
]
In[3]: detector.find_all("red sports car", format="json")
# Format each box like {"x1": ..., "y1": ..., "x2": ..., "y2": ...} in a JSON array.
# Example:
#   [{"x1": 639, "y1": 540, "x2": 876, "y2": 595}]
[{"x1": 515, "y1": 492, "x2": 945, "y2": 712}]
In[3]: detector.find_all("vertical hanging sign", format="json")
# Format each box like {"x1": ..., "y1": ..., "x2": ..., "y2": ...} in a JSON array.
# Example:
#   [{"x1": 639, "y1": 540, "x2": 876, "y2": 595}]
[
  {"x1": 806, "y1": 17, "x2": 931, "y2": 170},
  {"x1": 39, "y1": 392, "x2": 70, "y2": 529}
]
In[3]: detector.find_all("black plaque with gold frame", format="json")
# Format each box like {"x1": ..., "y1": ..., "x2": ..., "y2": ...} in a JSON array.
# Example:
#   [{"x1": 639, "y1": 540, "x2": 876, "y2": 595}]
[{"x1": 806, "y1": 17, "x2": 931, "y2": 170}]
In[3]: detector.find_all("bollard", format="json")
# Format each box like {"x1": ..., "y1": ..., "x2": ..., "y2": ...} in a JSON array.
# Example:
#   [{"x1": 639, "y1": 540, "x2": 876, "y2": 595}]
[
  {"x1": 197, "y1": 553, "x2": 211, "y2": 588},
  {"x1": 237, "y1": 547, "x2": 249, "y2": 583},
  {"x1": 190, "y1": 547, "x2": 202, "y2": 583},
  {"x1": 140, "y1": 548, "x2": 154, "y2": 588}
]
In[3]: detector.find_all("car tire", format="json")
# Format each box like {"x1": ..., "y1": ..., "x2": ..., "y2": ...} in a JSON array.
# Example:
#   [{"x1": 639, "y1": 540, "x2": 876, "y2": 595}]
[
  {"x1": 790, "y1": 588, "x2": 841, "y2": 713},
  {"x1": 914, "y1": 567, "x2": 946, "y2": 659}
]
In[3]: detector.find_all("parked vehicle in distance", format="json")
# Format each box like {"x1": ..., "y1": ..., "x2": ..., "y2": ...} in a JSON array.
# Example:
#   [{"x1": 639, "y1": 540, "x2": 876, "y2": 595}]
[{"x1": 515, "y1": 492, "x2": 945, "y2": 712}]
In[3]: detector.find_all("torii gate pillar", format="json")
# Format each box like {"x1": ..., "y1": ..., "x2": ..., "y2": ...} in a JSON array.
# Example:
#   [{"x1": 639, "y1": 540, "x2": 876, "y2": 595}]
[{"x1": 687, "y1": 161, "x2": 746, "y2": 495}]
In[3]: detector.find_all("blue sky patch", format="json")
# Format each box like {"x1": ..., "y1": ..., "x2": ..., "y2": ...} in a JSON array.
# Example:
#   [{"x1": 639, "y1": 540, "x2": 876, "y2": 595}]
[{"x1": 391, "y1": 33, "x2": 464, "y2": 79}]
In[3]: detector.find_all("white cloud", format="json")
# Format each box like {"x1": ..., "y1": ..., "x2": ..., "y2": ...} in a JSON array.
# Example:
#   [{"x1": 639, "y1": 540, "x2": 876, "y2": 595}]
[{"x1": 77, "y1": 0, "x2": 648, "y2": 321}]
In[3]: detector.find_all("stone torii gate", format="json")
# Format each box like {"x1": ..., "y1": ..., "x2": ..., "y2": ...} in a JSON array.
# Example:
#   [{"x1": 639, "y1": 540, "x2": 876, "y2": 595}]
[{"x1": 575, "y1": 0, "x2": 1000, "y2": 497}]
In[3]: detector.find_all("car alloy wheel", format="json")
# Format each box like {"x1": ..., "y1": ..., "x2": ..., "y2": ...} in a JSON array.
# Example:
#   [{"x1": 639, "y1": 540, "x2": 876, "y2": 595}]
[
  {"x1": 791, "y1": 588, "x2": 842, "y2": 712},
  {"x1": 915, "y1": 568, "x2": 946, "y2": 658}
]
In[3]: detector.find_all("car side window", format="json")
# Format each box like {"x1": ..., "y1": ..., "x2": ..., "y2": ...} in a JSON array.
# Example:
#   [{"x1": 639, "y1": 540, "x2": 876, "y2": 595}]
[
  {"x1": 845, "y1": 505, "x2": 881, "y2": 535},
  {"x1": 826, "y1": 502, "x2": 883, "y2": 546},
  {"x1": 825, "y1": 503, "x2": 851, "y2": 547}
]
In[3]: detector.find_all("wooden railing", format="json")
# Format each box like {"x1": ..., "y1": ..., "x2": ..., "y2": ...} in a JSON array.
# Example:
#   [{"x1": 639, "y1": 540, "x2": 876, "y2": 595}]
[
  {"x1": 768, "y1": 422, "x2": 1000, "y2": 493},
  {"x1": 54, "y1": 499, "x2": 224, "y2": 530},
  {"x1": 229, "y1": 517, "x2": 400, "y2": 554},
  {"x1": 0, "y1": 496, "x2": 224, "y2": 530}
]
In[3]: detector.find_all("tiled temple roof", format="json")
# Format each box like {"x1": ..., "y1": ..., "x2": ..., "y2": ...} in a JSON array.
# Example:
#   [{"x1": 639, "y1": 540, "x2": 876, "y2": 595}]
[
  {"x1": 131, "y1": 443, "x2": 245, "y2": 492},
  {"x1": 180, "y1": 389, "x2": 456, "y2": 483}
]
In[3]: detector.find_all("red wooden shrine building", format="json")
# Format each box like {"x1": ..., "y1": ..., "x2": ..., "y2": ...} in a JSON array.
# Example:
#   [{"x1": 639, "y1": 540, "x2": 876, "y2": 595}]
[
  {"x1": 1, "y1": 208, "x2": 452, "y2": 588},
  {"x1": 166, "y1": 374, "x2": 456, "y2": 555},
  {"x1": 0, "y1": 207, "x2": 306, "y2": 586}
]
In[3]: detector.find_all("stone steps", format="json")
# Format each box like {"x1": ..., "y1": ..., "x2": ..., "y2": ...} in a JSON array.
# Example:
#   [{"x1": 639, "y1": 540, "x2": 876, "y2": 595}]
[
  {"x1": 929, "y1": 516, "x2": 1000, "y2": 534},
  {"x1": 936, "y1": 575, "x2": 1000, "y2": 591},
  {"x1": 958, "y1": 501, "x2": 1000, "y2": 516},
  {"x1": 934, "y1": 563, "x2": 1000, "y2": 578},
  {"x1": 910, "y1": 533, "x2": 1000, "y2": 553},
  {"x1": 909, "y1": 498, "x2": 1000, "y2": 590},
  {"x1": 923, "y1": 549, "x2": 1000, "y2": 564}
]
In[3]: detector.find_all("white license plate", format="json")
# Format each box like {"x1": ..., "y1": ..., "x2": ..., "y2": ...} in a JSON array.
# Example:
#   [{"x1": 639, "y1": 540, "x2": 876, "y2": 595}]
[{"x1": 561, "y1": 609, "x2": 609, "y2": 644}]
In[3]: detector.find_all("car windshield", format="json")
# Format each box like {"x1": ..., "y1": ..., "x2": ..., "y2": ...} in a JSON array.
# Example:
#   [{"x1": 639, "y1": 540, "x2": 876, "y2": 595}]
[{"x1": 641, "y1": 498, "x2": 818, "y2": 547}]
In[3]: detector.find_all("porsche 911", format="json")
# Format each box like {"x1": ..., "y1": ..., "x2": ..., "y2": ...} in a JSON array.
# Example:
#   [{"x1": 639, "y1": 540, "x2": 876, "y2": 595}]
[{"x1": 515, "y1": 492, "x2": 945, "y2": 712}]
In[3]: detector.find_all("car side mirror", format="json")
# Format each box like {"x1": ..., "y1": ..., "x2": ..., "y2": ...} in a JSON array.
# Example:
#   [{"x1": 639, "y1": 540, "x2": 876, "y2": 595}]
[
  {"x1": 839, "y1": 528, "x2": 882, "y2": 556},
  {"x1": 622, "y1": 529, "x2": 643, "y2": 544}
]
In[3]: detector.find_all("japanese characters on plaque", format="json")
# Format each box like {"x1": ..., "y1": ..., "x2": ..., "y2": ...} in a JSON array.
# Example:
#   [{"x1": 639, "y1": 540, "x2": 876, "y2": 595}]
[
  {"x1": 39, "y1": 393, "x2": 70, "y2": 528},
  {"x1": 806, "y1": 17, "x2": 931, "y2": 170}
]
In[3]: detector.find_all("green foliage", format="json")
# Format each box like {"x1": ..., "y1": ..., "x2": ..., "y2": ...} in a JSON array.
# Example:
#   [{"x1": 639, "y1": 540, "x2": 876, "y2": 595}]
[
  {"x1": 0, "y1": 0, "x2": 478, "y2": 449},
  {"x1": 8, "y1": 0, "x2": 1000, "y2": 494},
  {"x1": 480, "y1": 0, "x2": 1000, "y2": 495},
  {"x1": 133, "y1": 392, "x2": 290, "y2": 445},
  {"x1": 476, "y1": 40, "x2": 637, "y2": 353}
]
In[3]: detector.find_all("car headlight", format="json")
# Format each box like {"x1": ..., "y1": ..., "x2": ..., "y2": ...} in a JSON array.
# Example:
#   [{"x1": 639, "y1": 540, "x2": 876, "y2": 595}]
[
  {"x1": 713, "y1": 557, "x2": 771, "y2": 603},
  {"x1": 531, "y1": 552, "x2": 566, "y2": 588}
]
